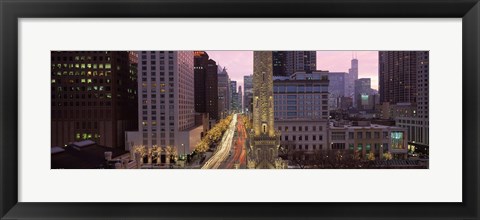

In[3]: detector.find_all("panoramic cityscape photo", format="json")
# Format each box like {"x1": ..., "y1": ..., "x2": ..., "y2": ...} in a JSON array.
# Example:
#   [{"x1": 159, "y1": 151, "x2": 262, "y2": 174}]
[{"x1": 50, "y1": 51, "x2": 429, "y2": 169}]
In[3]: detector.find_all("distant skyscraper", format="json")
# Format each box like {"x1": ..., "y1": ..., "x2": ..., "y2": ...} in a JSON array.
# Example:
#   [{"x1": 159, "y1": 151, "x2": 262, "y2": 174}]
[
  {"x1": 217, "y1": 67, "x2": 230, "y2": 118},
  {"x1": 238, "y1": 85, "x2": 243, "y2": 113},
  {"x1": 346, "y1": 55, "x2": 359, "y2": 103},
  {"x1": 50, "y1": 51, "x2": 138, "y2": 149},
  {"x1": 328, "y1": 72, "x2": 347, "y2": 110},
  {"x1": 193, "y1": 51, "x2": 219, "y2": 121},
  {"x1": 230, "y1": 81, "x2": 239, "y2": 112},
  {"x1": 354, "y1": 78, "x2": 373, "y2": 109},
  {"x1": 243, "y1": 75, "x2": 254, "y2": 113},
  {"x1": 285, "y1": 51, "x2": 317, "y2": 75},
  {"x1": 379, "y1": 51, "x2": 417, "y2": 104}
]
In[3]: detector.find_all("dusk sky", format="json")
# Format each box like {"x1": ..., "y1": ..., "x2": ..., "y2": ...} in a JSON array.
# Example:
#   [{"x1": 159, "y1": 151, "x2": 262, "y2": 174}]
[{"x1": 206, "y1": 51, "x2": 379, "y2": 91}]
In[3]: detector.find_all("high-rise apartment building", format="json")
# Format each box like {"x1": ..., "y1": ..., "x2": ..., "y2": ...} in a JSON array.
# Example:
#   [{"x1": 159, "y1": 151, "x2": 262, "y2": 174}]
[
  {"x1": 379, "y1": 51, "x2": 417, "y2": 104},
  {"x1": 395, "y1": 51, "x2": 429, "y2": 149},
  {"x1": 51, "y1": 51, "x2": 138, "y2": 149},
  {"x1": 194, "y1": 51, "x2": 219, "y2": 121},
  {"x1": 125, "y1": 51, "x2": 202, "y2": 156},
  {"x1": 285, "y1": 51, "x2": 317, "y2": 75}
]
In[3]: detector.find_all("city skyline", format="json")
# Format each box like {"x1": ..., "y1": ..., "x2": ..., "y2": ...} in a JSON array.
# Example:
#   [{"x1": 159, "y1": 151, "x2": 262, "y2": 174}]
[
  {"x1": 206, "y1": 51, "x2": 379, "y2": 90},
  {"x1": 51, "y1": 50, "x2": 428, "y2": 169}
]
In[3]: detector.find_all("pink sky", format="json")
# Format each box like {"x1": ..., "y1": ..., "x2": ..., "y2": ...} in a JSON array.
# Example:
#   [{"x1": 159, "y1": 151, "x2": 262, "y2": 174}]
[{"x1": 206, "y1": 51, "x2": 379, "y2": 91}]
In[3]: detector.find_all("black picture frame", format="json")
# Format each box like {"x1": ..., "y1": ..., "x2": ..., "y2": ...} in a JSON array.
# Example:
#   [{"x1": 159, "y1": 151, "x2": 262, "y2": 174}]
[{"x1": 1, "y1": 0, "x2": 478, "y2": 219}]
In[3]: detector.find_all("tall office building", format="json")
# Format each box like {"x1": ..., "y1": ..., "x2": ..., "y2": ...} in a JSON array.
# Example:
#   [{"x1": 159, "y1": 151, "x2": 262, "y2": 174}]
[
  {"x1": 272, "y1": 51, "x2": 317, "y2": 76},
  {"x1": 51, "y1": 51, "x2": 138, "y2": 149},
  {"x1": 379, "y1": 51, "x2": 417, "y2": 104},
  {"x1": 238, "y1": 85, "x2": 243, "y2": 113},
  {"x1": 395, "y1": 51, "x2": 429, "y2": 149},
  {"x1": 272, "y1": 51, "x2": 288, "y2": 76},
  {"x1": 193, "y1": 51, "x2": 219, "y2": 121},
  {"x1": 285, "y1": 51, "x2": 317, "y2": 75},
  {"x1": 346, "y1": 56, "x2": 359, "y2": 104},
  {"x1": 217, "y1": 67, "x2": 230, "y2": 118},
  {"x1": 125, "y1": 51, "x2": 202, "y2": 156},
  {"x1": 328, "y1": 72, "x2": 347, "y2": 110},
  {"x1": 243, "y1": 75, "x2": 254, "y2": 113},
  {"x1": 354, "y1": 78, "x2": 373, "y2": 109}
]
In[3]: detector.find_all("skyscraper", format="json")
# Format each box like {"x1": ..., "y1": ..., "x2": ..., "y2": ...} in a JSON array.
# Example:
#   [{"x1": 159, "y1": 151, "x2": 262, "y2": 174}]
[
  {"x1": 272, "y1": 51, "x2": 287, "y2": 76},
  {"x1": 238, "y1": 85, "x2": 243, "y2": 113},
  {"x1": 194, "y1": 51, "x2": 219, "y2": 121},
  {"x1": 328, "y1": 72, "x2": 347, "y2": 110},
  {"x1": 249, "y1": 51, "x2": 282, "y2": 169},
  {"x1": 230, "y1": 80, "x2": 238, "y2": 112},
  {"x1": 379, "y1": 51, "x2": 417, "y2": 104},
  {"x1": 217, "y1": 67, "x2": 230, "y2": 118},
  {"x1": 126, "y1": 51, "x2": 203, "y2": 156},
  {"x1": 346, "y1": 56, "x2": 359, "y2": 103},
  {"x1": 285, "y1": 51, "x2": 317, "y2": 75},
  {"x1": 50, "y1": 51, "x2": 138, "y2": 149},
  {"x1": 243, "y1": 75, "x2": 254, "y2": 113},
  {"x1": 394, "y1": 51, "x2": 429, "y2": 149}
]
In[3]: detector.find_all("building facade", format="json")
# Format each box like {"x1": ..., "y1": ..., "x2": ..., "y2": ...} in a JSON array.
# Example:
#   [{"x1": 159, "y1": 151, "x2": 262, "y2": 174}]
[
  {"x1": 217, "y1": 67, "x2": 231, "y2": 118},
  {"x1": 273, "y1": 71, "x2": 330, "y2": 120},
  {"x1": 379, "y1": 51, "x2": 417, "y2": 104},
  {"x1": 328, "y1": 72, "x2": 347, "y2": 110},
  {"x1": 379, "y1": 51, "x2": 429, "y2": 152},
  {"x1": 51, "y1": 51, "x2": 138, "y2": 149},
  {"x1": 329, "y1": 121, "x2": 408, "y2": 159},
  {"x1": 285, "y1": 51, "x2": 317, "y2": 75},
  {"x1": 125, "y1": 51, "x2": 202, "y2": 156},
  {"x1": 243, "y1": 75, "x2": 253, "y2": 114},
  {"x1": 272, "y1": 51, "x2": 288, "y2": 76},
  {"x1": 354, "y1": 78, "x2": 374, "y2": 109},
  {"x1": 193, "y1": 51, "x2": 219, "y2": 121}
]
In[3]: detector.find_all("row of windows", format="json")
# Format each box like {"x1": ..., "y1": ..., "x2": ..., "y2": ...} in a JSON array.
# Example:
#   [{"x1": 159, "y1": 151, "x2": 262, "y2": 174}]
[
  {"x1": 281, "y1": 135, "x2": 323, "y2": 141},
  {"x1": 273, "y1": 85, "x2": 328, "y2": 93},
  {"x1": 278, "y1": 125, "x2": 323, "y2": 131},
  {"x1": 281, "y1": 144, "x2": 323, "y2": 150},
  {"x1": 51, "y1": 54, "x2": 111, "y2": 62},
  {"x1": 52, "y1": 70, "x2": 112, "y2": 76}
]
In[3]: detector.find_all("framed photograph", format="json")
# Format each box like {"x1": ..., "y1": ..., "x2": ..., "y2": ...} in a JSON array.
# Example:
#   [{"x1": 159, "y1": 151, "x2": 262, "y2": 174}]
[{"x1": 1, "y1": 0, "x2": 478, "y2": 219}]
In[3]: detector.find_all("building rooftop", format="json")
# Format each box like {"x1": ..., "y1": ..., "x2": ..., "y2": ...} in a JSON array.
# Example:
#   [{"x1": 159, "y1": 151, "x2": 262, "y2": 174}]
[{"x1": 51, "y1": 143, "x2": 129, "y2": 169}]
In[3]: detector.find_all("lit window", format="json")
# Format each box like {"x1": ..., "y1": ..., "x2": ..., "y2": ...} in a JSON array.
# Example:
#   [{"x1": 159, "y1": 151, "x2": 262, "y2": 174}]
[{"x1": 105, "y1": 63, "x2": 111, "y2": 69}]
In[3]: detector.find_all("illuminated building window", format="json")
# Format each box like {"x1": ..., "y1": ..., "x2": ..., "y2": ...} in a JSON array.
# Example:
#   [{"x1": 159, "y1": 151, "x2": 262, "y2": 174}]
[{"x1": 105, "y1": 63, "x2": 111, "y2": 69}]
